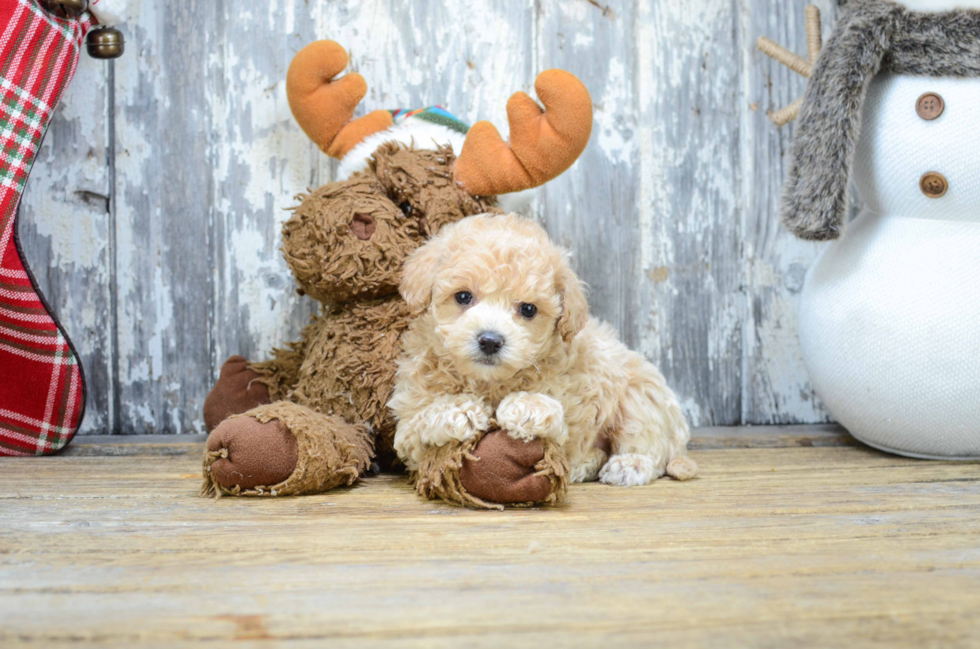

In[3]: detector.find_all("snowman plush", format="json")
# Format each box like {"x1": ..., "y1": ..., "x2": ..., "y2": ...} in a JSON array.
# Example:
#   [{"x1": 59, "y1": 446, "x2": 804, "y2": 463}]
[{"x1": 763, "y1": 0, "x2": 980, "y2": 458}]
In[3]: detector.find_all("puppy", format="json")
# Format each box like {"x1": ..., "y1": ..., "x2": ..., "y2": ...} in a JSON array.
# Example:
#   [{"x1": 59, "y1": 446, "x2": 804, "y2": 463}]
[{"x1": 389, "y1": 214, "x2": 697, "y2": 487}]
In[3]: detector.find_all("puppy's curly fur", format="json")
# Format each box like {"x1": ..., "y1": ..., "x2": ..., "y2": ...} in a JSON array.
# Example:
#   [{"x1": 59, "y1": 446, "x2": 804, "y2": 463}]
[{"x1": 389, "y1": 214, "x2": 697, "y2": 487}]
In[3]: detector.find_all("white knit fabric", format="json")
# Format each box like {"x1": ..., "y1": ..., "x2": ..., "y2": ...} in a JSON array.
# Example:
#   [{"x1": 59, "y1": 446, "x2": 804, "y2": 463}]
[
  {"x1": 798, "y1": 73, "x2": 980, "y2": 458},
  {"x1": 337, "y1": 120, "x2": 467, "y2": 181},
  {"x1": 89, "y1": 0, "x2": 126, "y2": 26},
  {"x1": 337, "y1": 118, "x2": 538, "y2": 214}
]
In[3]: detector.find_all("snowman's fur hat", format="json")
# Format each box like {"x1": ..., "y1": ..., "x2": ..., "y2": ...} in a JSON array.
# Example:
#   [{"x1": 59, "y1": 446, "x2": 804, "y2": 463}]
[{"x1": 783, "y1": 0, "x2": 980, "y2": 240}]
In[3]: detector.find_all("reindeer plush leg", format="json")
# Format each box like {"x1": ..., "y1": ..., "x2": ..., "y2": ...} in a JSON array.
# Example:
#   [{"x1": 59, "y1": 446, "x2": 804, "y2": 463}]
[
  {"x1": 412, "y1": 430, "x2": 569, "y2": 510},
  {"x1": 202, "y1": 356, "x2": 271, "y2": 432},
  {"x1": 201, "y1": 401, "x2": 373, "y2": 498}
]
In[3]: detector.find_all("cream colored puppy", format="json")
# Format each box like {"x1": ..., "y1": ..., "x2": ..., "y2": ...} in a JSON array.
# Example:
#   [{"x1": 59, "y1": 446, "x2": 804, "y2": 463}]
[{"x1": 389, "y1": 214, "x2": 697, "y2": 487}]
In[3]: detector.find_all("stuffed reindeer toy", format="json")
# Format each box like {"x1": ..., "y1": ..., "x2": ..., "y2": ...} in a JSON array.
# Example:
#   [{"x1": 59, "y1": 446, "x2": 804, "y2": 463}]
[
  {"x1": 201, "y1": 41, "x2": 593, "y2": 506},
  {"x1": 759, "y1": 0, "x2": 980, "y2": 459}
]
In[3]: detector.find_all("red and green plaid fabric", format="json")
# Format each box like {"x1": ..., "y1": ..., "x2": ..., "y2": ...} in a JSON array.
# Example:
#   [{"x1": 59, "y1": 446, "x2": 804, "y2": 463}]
[{"x1": 0, "y1": 0, "x2": 95, "y2": 456}]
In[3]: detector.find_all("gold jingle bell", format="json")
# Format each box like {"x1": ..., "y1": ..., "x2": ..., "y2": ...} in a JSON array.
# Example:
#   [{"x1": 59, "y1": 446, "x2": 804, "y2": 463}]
[
  {"x1": 39, "y1": 0, "x2": 89, "y2": 18},
  {"x1": 86, "y1": 28, "x2": 125, "y2": 59}
]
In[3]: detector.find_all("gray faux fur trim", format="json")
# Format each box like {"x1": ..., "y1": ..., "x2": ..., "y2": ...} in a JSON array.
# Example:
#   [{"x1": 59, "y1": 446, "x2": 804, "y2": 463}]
[{"x1": 782, "y1": 0, "x2": 980, "y2": 241}]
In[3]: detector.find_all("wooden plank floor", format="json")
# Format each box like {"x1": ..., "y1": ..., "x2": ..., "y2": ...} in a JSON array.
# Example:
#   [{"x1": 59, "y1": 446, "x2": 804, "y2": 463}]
[{"x1": 1, "y1": 427, "x2": 978, "y2": 648}]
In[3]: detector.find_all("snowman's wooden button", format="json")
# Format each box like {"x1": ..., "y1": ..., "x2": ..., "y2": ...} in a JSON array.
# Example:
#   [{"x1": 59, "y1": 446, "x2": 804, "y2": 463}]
[
  {"x1": 920, "y1": 172, "x2": 948, "y2": 198},
  {"x1": 916, "y1": 93, "x2": 944, "y2": 120}
]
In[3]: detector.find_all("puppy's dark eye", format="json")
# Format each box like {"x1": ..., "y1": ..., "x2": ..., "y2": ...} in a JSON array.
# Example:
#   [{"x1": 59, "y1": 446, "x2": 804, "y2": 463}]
[
  {"x1": 399, "y1": 201, "x2": 414, "y2": 217},
  {"x1": 519, "y1": 303, "x2": 537, "y2": 319},
  {"x1": 455, "y1": 291, "x2": 473, "y2": 306}
]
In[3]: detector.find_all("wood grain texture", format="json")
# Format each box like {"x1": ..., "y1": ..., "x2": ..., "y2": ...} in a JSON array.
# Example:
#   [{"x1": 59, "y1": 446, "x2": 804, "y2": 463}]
[
  {"x1": 1, "y1": 442, "x2": 978, "y2": 647},
  {"x1": 18, "y1": 52, "x2": 113, "y2": 433},
  {"x1": 208, "y1": 2, "x2": 321, "y2": 385},
  {"x1": 18, "y1": 1, "x2": 853, "y2": 432},
  {"x1": 111, "y1": 1, "x2": 220, "y2": 434},
  {"x1": 536, "y1": 0, "x2": 642, "y2": 352},
  {"x1": 739, "y1": 0, "x2": 837, "y2": 424},
  {"x1": 637, "y1": 0, "x2": 742, "y2": 425}
]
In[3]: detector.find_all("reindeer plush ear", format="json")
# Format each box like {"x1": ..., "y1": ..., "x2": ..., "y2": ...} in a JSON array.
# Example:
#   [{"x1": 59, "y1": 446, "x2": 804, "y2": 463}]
[
  {"x1": 400, "y1": 232, "x2": 449, "y2": 315},
  {"x1": 555, "y1": 252, "x2": 589, "y2": 343}
]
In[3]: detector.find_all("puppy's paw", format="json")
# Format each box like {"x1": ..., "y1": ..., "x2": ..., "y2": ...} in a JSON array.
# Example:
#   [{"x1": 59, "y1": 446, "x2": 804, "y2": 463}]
[
  {"x1": 397, "y1": 394, "x2": 493, "y2": 457},
  {"x1": 666, "y1": 455, "x2": 698, "y2": 481},
  {"x1": 496, "y1": 392, "x2": 568, "y2": 444},
  {"x1": 570, "y1": 446, "x2": 608, "y2": 483},
  {"x1": 421, "y1": 395, "x2": 493, "y2": 446},
  {"x1": 599, "y1": 453, "x2": 664, "y2": 487}
]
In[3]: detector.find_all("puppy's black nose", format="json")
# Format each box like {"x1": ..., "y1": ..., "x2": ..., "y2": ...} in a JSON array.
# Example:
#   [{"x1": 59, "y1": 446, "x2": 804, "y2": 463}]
[{"x1": 477, "y1": 331, "x2": 505, "y2": 356}]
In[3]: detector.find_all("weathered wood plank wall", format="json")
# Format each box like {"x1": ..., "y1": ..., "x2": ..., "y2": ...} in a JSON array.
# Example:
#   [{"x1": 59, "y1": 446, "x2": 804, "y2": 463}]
[{"x1": 19, "y1": 0, "x2": 837, "y2": 434}]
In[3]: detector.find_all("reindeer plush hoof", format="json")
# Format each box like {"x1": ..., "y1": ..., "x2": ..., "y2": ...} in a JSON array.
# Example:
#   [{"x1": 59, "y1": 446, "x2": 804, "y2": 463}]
[
  {"x1": 201, "y1": 402, "x2": 374, "y2": 498},
  {"x1": 202, "y1": 356, "x2": 270, "y2": 432},
  {"x1": 412, "y1": 430, "x2": 569, "y2": 510},
  {"x1": 203, "y1": 416, "x2": 298, "y2": 495}
]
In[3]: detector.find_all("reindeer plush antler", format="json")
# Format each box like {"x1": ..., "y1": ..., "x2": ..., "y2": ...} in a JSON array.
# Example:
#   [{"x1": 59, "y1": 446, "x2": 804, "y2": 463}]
[
  {"x1": 286, "y1": 40, "x2": 592, "y2": 196},
  {"x1": 286, "y1": 41, "x2": 394, "y2": 158},
  {"x1": 453, "y1": 70, "x2": 593, "y2": 196},
  {"x1": 757, "y1": 5, "x2": 822, "y2": 127}
]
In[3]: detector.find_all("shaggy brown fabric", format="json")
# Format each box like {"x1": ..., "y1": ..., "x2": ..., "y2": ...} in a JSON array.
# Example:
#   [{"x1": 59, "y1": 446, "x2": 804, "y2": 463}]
[
  {"x1": 288, "y1": 297, "x2": 416, "y2": 469},
  {"x1": 205, "y1": 415, "x2": 298, "y2": 489},
  {"x1": 204, "y1": 144, "x2": 542, "y2": 500},
  {"x1": 202, "y1": 401, "x2": 374, "y2": 498},
  {"x1": 413, "y1": 430, "x2": 569, "y2": 510},
  {"x1": 460, "y1": 431, "x2": 558, "y2": 505},
  {"x1": 249, "y1": 338, "x2": 306, "y2": 403},
  {"x1": 253, "y1": 144, "x2": 495, "y2": 473},
  {"x1": 370, "y1": 143, "x2": 499, "y2": 235},
  {"x1": 202, "y1": 355, "x2": 271, "y2": 432},
  {"x1": 281, "y1": 175, "x2": 420, "y2": 304},
  {"x1": 280, "y1": 145, "x2": 496, "y2": 306}
]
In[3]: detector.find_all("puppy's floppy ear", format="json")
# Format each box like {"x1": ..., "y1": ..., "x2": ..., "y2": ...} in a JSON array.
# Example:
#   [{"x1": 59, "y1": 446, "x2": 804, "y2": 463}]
[
  {"x1": 556, "y1": 252, "x2": 588, "y2": 343},
  {"x1": 400, "y1": 231, "x2": 447, "y2": 315}
]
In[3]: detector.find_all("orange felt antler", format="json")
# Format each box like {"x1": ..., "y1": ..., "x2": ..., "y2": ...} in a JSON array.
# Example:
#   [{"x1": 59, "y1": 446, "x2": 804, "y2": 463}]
[
  {"x1": 454, "y1": 69, "x2": 593, "y2": 196},
  {"x1": 286, "y1": 40, "x2": 393, "y2": 159}
]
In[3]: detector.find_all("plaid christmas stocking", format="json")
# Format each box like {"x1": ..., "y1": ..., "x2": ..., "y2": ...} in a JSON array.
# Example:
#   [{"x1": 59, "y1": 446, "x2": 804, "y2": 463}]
[{"x1": 0, "y1": 0, "x2": 97, "y2": 456}]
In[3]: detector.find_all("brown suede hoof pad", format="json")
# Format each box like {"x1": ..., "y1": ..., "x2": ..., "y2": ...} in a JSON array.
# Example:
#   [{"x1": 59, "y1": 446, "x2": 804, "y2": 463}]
[
  {"x1": 460, "y1": 430, "x2": 555, "y2": 504},
  {"x1": 203, "y1": 355, "x2": 271, "y2": 432},
  {"x1": 206, "y1": 416, "x2": 298, "y2": 491}
]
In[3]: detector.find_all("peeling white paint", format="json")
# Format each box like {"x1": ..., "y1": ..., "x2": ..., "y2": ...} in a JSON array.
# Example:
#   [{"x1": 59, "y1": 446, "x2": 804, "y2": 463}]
[
  {"x1": 595, "y1": 57, "x2": 634, "y2": 166},
  {"x1": 20, "y1": 0, "x2": 843, "y2": 433}
]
